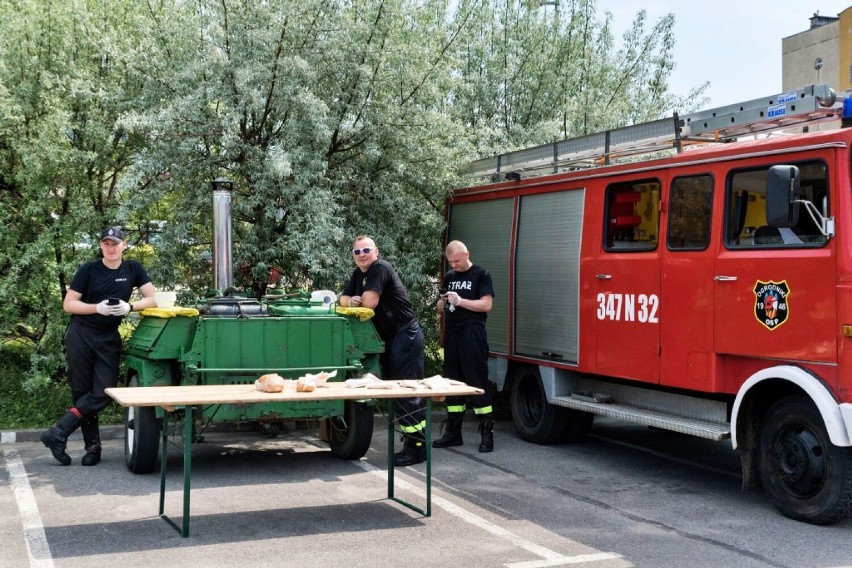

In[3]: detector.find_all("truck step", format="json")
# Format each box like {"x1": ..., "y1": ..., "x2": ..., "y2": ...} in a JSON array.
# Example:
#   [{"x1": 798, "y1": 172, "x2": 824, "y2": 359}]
[{"x1": 549, "y1": 395, "x2": 731, "y2": 441}]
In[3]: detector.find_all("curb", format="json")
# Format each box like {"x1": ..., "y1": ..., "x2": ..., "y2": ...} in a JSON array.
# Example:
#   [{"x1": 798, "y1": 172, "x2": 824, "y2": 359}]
[{"x1": 1, "y1": 425, "x2": 125, "y2": 445}]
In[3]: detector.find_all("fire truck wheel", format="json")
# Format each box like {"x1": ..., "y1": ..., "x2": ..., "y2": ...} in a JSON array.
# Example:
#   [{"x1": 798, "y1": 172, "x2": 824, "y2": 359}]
[
  {"x1": 124, "y1": 374, "x2": 161, "y2": 474},
  {"x1": 329, "y1": 400, "x2": 374, "y2": 460},
  {"x1": 758, "y1": 394, "x2": 852, "y2": 525},
  {"x1": 562, "y1": 410, "x2": 595, "y2": 443},
  {"x1": 510, "y1": 366, "x2": 571, "y2": 444}
]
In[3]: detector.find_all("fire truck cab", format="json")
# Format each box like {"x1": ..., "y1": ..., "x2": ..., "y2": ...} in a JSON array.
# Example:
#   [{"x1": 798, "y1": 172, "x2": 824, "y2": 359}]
[{"x1": 446, "y1": 84, "x2": 852, "y2": 525}]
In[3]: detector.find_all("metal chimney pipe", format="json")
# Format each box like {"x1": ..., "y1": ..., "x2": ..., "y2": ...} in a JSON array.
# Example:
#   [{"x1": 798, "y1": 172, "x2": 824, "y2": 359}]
[{"x1": 211, "y1": 178, "x2": 233, "y2": 294}]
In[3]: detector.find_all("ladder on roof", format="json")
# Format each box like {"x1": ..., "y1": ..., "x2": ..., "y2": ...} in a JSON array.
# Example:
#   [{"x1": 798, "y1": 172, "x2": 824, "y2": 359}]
[{"x1": 468, "y1": 83, "x2": 842, "y2": 181}]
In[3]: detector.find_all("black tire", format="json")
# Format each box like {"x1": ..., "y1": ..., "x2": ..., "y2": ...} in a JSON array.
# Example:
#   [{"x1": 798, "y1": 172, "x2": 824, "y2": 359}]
[
  {"x1": 510, "y1": 366, "x2": 570, "y2": 444},
  {"x1": 329, "y1": 400, "x2": 374, "y2": 460},
  {"x1": 124, "y1": 374, "x2": 161, "y2": 474},
  {"x1": 758, "y1": 395, "x2": 852, "y2": 525},
  {"x1": 561, "y1": 409, "x2": 595, "y2": 443}
]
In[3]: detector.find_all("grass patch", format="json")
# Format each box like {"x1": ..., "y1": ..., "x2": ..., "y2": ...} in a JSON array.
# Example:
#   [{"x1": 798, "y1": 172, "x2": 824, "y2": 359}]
[{"x1": 0, "y1": 343, "x2": 124, "y2": 430}]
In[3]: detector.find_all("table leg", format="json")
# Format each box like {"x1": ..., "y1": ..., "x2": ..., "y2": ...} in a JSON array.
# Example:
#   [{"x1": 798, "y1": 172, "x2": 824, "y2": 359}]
[
  {"x1": 158, "y1": 411, "x2": 169, "y2": 517},
  {"x1": 181, "y1": 405, "x2": 193, "y2": 537},
  {"x1": 387, "y1": 407, "x2": 395, "y2": 500},
  {"x1": 159, "y1": 406, "x2": 194, "y2": 537},
  {"x1": 425, "y1": 397, "x2": 432, "y2": 516},
  {"x1": 388, "y1": 398, "x2": 432, "y2": 517}
]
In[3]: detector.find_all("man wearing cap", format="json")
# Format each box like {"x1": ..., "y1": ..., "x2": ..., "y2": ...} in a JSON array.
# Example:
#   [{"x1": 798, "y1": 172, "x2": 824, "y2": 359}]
[{"x1": 41, "y1": 226, "x2": 157, "y2": 466}]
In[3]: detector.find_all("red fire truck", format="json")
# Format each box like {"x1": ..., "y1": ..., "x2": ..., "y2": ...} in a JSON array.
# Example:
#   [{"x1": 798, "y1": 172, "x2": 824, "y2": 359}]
[{"x1": 446, "y1": 84, "x2": 852, "y2": 525}]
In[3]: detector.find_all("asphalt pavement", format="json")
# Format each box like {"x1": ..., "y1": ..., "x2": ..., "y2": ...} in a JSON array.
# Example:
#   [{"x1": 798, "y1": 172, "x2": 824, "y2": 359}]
[
  {"x1": 3, "y1": 416, "x2": 852, "y2": 568},
  {"x1": 2, "y1": 417, "x2": 629, "y2": 568}
]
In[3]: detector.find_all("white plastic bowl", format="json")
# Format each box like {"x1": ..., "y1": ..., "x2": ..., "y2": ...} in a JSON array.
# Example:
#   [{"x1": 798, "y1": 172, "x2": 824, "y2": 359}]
[{"x1": 154, "y1": 291, "x2": 177, "y2": 308}]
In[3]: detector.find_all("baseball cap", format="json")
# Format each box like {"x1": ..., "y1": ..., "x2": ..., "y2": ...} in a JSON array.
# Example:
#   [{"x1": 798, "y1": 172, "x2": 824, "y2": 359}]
[{"x1": 100, "y1": 226, "x2": 126, "y2": 243}]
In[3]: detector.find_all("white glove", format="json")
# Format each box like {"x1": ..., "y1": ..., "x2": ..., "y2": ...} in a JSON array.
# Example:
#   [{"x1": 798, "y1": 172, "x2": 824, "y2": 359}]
[
  {"x1": 96, "y1": 300, "x2": 113, "y2": 316},
  {"x1": 110, "y1": 300, "x2": 131, "y2": 316},
  {"x1": 445, "y1": 291, "x2": 461, "y2": 307}
]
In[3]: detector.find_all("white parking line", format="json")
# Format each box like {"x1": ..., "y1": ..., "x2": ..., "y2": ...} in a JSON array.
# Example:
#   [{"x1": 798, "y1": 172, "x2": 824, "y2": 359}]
[
  {"x1": 351, "y1": 459, "x2": 623, "y2": 568},
  {"x1": 3, "y1": 449, "x2": 54, "y2": 568}
]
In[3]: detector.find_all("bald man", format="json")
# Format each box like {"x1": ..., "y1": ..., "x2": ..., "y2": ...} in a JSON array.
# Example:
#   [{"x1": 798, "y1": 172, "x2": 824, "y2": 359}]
[{"x1": 435, "y1": 240, "x2": 495, "y2": 452}]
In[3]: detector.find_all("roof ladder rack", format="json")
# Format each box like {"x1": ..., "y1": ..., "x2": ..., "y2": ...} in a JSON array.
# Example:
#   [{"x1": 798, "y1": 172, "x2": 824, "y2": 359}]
[{"x1": 469, "y1": 84, "x2": 840, "y2": 181}]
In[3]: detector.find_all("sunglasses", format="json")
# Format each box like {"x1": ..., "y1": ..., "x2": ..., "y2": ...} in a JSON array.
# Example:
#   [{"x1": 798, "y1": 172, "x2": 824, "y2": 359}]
[{"x1": 352, "y1": 247, "x2": 374, "y2": 256}]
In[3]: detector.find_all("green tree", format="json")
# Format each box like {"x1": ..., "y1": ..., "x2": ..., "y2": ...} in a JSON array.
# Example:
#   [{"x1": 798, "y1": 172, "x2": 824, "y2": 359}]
[
  {"x1": 0, "y1": 0, "x2": 703, "y2": 393},
  {"x1": 116, "y1": 0, "x2": 474, "y2": 329},
  {"x1": 0, "y1": 0, "x2": 152, "y2": 386},
  {"x1": 451, "y1": 0, "x2": 707, "y2": 154}
]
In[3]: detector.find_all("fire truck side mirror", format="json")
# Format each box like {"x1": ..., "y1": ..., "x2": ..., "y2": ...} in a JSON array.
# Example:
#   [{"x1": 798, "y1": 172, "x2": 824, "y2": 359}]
[{"x1": 766, "y1": 165, "x2": 801, "y2": 228}]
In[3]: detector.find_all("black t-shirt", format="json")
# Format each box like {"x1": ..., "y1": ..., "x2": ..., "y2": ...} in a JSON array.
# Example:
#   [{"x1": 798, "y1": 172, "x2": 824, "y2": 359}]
[
  {"x1": 343, "y1": 258, "x2": 416, "y2": 341},
  {"x1": 442, "y1": 263, "x2": 495, "y2": 327},
  {"x1": 69, "y1": 259, "x2": 151, "y2": 330}
]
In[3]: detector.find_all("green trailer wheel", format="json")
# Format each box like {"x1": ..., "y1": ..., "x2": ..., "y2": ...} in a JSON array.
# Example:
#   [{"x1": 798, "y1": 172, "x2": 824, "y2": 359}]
[{"x1": 124, "y1": 374, "x2": 161, "y2": 474}]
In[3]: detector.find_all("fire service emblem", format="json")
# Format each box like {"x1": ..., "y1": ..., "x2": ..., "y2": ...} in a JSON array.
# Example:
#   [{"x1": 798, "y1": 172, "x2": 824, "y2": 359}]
[{"x1": 754, "y1": 280, "x2": 790, "y2": 330}]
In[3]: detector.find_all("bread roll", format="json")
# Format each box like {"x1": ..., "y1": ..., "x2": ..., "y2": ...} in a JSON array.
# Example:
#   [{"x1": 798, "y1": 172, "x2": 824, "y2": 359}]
[
  {"x1": 255, "y1": 373, "x2": 286, "y2": 393},
  {"x1": 296, "y1": 377, "x2": 316, "y2": 392}
]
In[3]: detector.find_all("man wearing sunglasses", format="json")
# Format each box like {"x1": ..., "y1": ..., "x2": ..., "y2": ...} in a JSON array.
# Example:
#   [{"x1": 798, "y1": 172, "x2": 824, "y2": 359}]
[{"x1": 341, "y1": 235, "x2": 427, "y2": 466}]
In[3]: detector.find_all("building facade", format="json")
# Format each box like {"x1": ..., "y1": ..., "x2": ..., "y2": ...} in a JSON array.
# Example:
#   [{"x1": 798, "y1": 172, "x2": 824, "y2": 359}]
[{"x1": 782, "y1": 7, "x2": 852, "y2": 96}]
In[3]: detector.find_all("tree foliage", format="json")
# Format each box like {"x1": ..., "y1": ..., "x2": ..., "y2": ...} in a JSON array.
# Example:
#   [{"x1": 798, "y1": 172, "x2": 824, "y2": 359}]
[
  {"x1": 0, "y1": 0, "x2": 702, "y2": 385},
  {"x1": 0, "y1": 0, "x2": 151, "y2": 384}
]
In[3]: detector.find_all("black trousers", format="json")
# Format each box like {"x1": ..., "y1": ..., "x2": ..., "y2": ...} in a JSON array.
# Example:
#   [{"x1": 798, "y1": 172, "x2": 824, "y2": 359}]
[
  {"x1": 443, "y1": 321, "x2": 492, "y2": 413},
  {"x1": 64, "y1": 320, "x2": 122, "y2": 417},
  {"x1": 380, "y1": 321, "x2": 425, "y2": 434}
]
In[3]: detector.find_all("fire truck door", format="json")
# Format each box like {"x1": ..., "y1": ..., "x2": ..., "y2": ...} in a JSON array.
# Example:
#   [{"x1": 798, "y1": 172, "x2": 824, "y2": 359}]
[
  {"x1": 713, "y1": 163, "x2": 835, "y2": 365},
  {"x1": 591, "y1": 179, "x2": 662, "y2": 382},
  {"x1": 658, "y1": 173, "x2": 715, "y2": 390}
]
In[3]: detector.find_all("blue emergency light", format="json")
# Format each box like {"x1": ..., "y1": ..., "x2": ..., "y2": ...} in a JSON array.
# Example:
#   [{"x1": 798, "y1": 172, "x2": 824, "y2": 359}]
[{"x1": 843, "y1": 95, "x2": 852, "y2": 127}]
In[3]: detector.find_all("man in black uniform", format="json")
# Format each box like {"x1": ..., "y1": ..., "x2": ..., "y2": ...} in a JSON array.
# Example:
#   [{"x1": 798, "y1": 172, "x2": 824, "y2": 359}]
[
  {"x1": 341, "y1": 235, "x2": 427, "y2": 466},
  {"x1": 41, "y1": 226, "x2": 157, "y2": 466},
  {"x1": 434, "y1": 240, "x2": 496, "y2": 452}
]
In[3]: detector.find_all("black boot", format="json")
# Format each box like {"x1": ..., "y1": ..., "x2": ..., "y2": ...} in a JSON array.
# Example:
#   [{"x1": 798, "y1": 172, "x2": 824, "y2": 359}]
[
  {"x1": 81, "y1": 415, "x2": 101, "y2": 466},
  {"x1": 41, "y1": 409, "x2": 82, "y2": 466},
  {"x1": 433, "y1": 412, "x2": 464, "y2": 448},
  {"x1": 478, "y1": 416, "x2": 494, "y2": 453},
  {"x1": 393, "y1": 434, "x2": 426, "y2": 466}
]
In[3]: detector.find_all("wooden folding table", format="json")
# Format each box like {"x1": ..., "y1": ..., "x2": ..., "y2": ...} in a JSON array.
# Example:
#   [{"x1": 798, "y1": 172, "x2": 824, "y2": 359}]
[{"x1": 106, "y1": 381, "x2": 482, "y2": 537}]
